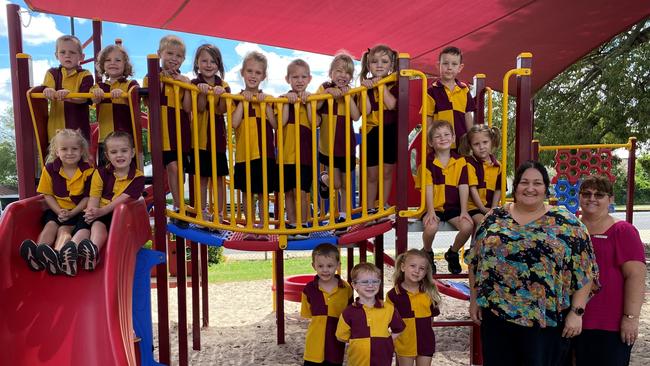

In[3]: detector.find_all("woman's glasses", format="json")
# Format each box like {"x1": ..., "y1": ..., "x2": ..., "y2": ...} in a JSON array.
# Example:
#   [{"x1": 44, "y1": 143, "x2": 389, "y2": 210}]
[
  {"x1": 579, "y1": 191, "x2": 608, "y2": 200},
  {"x1": 354, "y1": 279, "x2": 381, "y2": 286}
]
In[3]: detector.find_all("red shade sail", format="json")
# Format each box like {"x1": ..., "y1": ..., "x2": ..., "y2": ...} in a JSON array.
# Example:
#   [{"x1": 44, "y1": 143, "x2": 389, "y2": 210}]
[{"x1": 25, "y1": 0, "x2": 650, "y2": 92}]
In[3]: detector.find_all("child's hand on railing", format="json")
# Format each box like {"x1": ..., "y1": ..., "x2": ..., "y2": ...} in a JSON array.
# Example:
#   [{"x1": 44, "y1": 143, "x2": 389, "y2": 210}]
[
  {"x1": 242, "y1": 90, "x2": 254, "y2": 101},
  {"x1": 91, "y1": 88, "x2": 104, "y2": 104},
  {"x1": 283, "y1": 92, "x2": 298, "y2": 104},
  {"x1": 197, "y1": 83, "x2": 210, "y2": 94},
  {"x1": 325, "y1": 87, "x2": 342, "y2": 98},
  {"x1": 299, "y1": 91, "x2": 311, "y2": 103},
  {"x1": 361, "y1": 79, "x2": 375, "y2": 89},
  {"x1": 213, "y1": 85, "x2": 226, "y2": 96},
  {"x1": 43, "y1": 87, "x2": 57, "y2": 100},
  {"x1": 110, "y1": 89, "x2": 124, "y2": 99}
]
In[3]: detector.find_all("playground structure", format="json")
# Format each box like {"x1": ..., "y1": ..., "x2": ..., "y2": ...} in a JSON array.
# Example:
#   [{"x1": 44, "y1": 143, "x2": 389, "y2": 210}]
[{"x1": 1, "y1": 2, "x2": 646, "y2": 366}]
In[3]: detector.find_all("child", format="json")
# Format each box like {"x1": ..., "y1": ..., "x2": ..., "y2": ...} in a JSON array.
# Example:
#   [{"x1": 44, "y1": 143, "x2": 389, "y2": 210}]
[
  {"x1": 359, "y1": 45, "x2": 399, "y2": 215},
  {"x1": 79, "y1": 131, "x2": 145, "y2": 271},
  {"x1": 190, "y1": 44, "x2": 231, "y2": 226},
  {"x1": 458, "y1": 124, "x2": 502, "y2": 228},
  {"x1": 19, "y1": 129, "x2": 95, "y2": 276},
  {"x1": 423, "y1": 46, "x2": 475, "y2": 150},
  {"x1": 335, "y1": 263, "x2": 405, "y2": 366},
  {"x1": 301, "y1": 243, "x2": 353, "y2": 366},
  {"x1": 231, "y1": 51, "x2": 278, "y2": 240},
  {"x1": 316, "y1": 52, "x2": 361, "y2": 234},
  {"x1": 91, "y1": 44, "x2": 139, "y2": 166},
  {"x1": 387, "y1": 249, "x2": 442, "y2": 366},
  {"x1": 279, "y1": 59, "x2": 318, "y2": 238},
  {"x1": 143, "y1": 35, "x2": 192, "y2": 227},
  {"x1": 39, "y1": 35, "x2": 94, "y2": 141},
  {"x1": 415, "y1": 120, "x2": 473, "y2": 274}
]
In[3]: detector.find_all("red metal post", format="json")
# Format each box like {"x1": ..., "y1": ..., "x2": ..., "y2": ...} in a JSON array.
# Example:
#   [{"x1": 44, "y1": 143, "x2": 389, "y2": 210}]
[
  {"x1": 515, "y1": 53, "x2": 533, "y2": 168},
  {"x1": 92, "y1": 19, "x2": 102, "y2": 83},
  {"x1": 395, "y1": 53, "x2": 410, "y2": 256},
  {"x1": 347, "y1": 247, "x2": 354, "y2": 281},
  {"x1": 374, "y1": 235, "x2": 385, "y2": 300},
  {"x1": 359, "y1": 241, "x2": 367, "y2": 263},
  {"x1": 200, "y1": 245, "x2": 209, "y2": 327},
  {"x1": 275, "y1": 249, "x2": 285, "y2": 344},
  {"x1": 191, "y1": 243, "x2": 201, "y2": 350},
  {"x1": 147, "y1": 55, "x2": 170, "y2": 365},
  {"x1": 473, "y1": 74, "x2": 486, "y2": 125},
  {"x1": 176, "y1": 236, "x2": 188, "y2": 366},
  {"x1": 626, "y1": 137, "x2": 636, "y2": 224},
  {"x1": 471, "y1": 324, "x2": 483, "y2": 365},
  {"x1": 531, "y1": 140, "x2": 539, "y2": 161},
  {"x1": 7, "y1": 4, "x2": 37, "y2": 198}
]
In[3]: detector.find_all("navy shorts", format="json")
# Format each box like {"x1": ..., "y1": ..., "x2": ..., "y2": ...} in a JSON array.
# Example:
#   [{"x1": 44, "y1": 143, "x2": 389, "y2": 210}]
[
  {"x1": 42, "y1": 209, "x2": 88, "y2": 236},
  {"x1": 281, "y1": 164, "x2": 313, "y2": 192},
  {"x1": 364, "y1": 123, "x2": 397, "y2": 167},
  {"x1": 162, "y1": 151, "x2": 191, "y2": 173},
  {"x1": 234, "y1": 158, "x2": 278, "y2": 193},
  {"x1": 318, "y1": 152, "x2": 356, "y2": 174},
  {"x1": 188, "y1": 150, "x2": 229, "y2": 178}
]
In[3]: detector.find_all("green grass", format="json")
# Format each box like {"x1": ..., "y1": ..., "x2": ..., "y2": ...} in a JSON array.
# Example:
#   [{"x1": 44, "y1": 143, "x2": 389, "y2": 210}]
[{"x1": 207, "y1": 254, "x2": 375, "y2": 283}]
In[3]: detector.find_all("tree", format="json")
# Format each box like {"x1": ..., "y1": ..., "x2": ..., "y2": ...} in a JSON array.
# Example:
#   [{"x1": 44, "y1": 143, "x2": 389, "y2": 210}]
[{"x1": 0, "y1": 107, "x2": 17, "y2": 188}]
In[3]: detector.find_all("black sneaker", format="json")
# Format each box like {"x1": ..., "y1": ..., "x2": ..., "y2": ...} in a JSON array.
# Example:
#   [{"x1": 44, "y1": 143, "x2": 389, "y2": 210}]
[
  {"x1": 37, "y1": 244, "x2": 61, "y2": 275},
  {"x1": 59, "y1": 241, "x2": 78, "y2": 277},
  {"x1": 287, "y1": 224, "x2": 309, "y2": 240},
  {"x1": 170, "y1": 209, "x2": 189, "y2": 229},
  {"x1": 424, "y1": 249, "x2": 437, "y2": 275},
  {"x1": 334, "y1": 216, "x2": 349, "y2": 235},
  {"x1": 78, "y1": 239, "x2": 99, "y2": 271},
  {"x1": 444, "y1": 247, "x2": 462, "y2": 274},
  {"x1": 20, "y1": 239, "x2": 45, "y2": 272}
]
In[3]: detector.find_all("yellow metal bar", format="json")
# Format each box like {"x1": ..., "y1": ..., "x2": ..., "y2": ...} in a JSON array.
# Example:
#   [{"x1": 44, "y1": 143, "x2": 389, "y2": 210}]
[
  {"x1": 190, "y1": 89, "x2": 203, "y2": 220},
  {"x1": 486, "y1": 87, "x2": 493, "y2": 127},
  {"x1": 226, "y1": 98, "x2": 236, "y2": 228},
  {"x1": 377, "y1": 83, "x2": 385, "y2": 211},
  {"x1": 243, "y1": 100, "x2": 253, "y2": 228},
  {"x1": 173, "y1": 84, "x2": 185, "y2": 215},
  {"x1": 294, "y1": 102, "x2": 302, "y2": 226},
  {"x1": 127, "y1": 85, "x2": 142, "y2": 169},
  {"x1": 277, "y1": 102, "x2": 285, "y2": 229},
  {"x1": 360, "y1": 88, "x2": 368, "y2": 215},
  {"x1": 538, "y1": 142, "x2": 632, "y2": 151},
  {"x1": 344, "y1": 94, "x2": 352, "y2": 220},
  {"x1": 25, "y1": 89, "x2": 44, "y2": 167},
  {"x1": 327, "y1": 99, "x2": 335, "y2": 223},
  {"x1": 207, "y1": 94, "x2": 218, "y2": 225},
  {"x1": 260, "y1": 100, "x2": 269, "y2": 228},
  {"x1": 310, "y1": 100, "x2": 320, "y2": 228}
]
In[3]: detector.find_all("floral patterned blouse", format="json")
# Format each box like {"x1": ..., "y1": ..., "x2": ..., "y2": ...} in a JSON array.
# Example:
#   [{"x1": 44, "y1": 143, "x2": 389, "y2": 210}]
[{"x1": 465, "y1": 205, "x2": 599, "y2": 328}]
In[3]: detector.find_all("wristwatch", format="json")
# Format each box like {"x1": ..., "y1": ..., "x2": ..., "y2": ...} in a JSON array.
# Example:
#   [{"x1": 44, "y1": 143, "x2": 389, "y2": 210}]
[{"x1": 571, "y1": 306, "x2": 585, "y2": 316}]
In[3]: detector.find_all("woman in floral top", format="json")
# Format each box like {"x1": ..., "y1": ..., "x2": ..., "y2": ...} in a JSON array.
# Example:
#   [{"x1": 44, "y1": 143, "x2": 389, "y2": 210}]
[{"x1": 465, "y1": 160, "x2": 599, "y2": 366}]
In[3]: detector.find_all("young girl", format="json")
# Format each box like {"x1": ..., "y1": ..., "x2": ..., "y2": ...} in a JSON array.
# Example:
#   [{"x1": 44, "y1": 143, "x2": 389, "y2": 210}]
[
  {"x1": 92, "y1": 44, "x2": 139, "y2": 166},
  {"x1": 19, "y1": 129, "x2": 95, "y2": 276},
  {"x1": 359, "y1": 44, "x2": 399, "y2": 215},
  {"x1": 79, "y1": 131, "x2": 145, "y2": 271},
  {"x1": 316, "y1": 52, "x2": 361, "y2": 234},
  {"x1": 143, "y1": 35, "x2": 192, "y2": 227},
  {"x1": 415, "y1": 120, "x2": 474, "y2": 274},
  {"x1": 458, "y1": 124, "x2": 502, "y2": 228},
  {"x1": 279, "y1": 59, "x2": 318, "y2": 238},
  {"x1": 335, "y1": 263, "x2": 405, "y2": 366},
  {"x1": 387, "y1": 249, "x2": 442, "y2": 366},
  {"x1": 190, "y1": 44, "x2": 231, "y2": 227},
  {"x1": 231, "y1": 51, "x2": 277, "y2": 240}
]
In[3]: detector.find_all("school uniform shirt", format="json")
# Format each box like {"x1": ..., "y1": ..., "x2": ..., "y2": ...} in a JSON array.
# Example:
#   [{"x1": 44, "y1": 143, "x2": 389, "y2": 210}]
[
  {"x1": 466, "y1": 154, "x2": 502, "y2": 210},
  {"x1": 317, "y1": 82, "x2": 357, "y2": 157},
  {"x1": 423, "y1": 79, "x2": 476, "y2": 149},
  {"x1": 300, "y1": 275, "x2": 353, "y2": 364},
  {"x1": 414, "y1": 151, "x2": 468, "y2": 213},
  {"x1": 190, "y1": 75, "x2": 231, "y2": 153},
  {"x1": 143, "y1": 71, "x2": 191, "y2": 152},
  {"x1": 234, "y1": 94, "x2": 276, "y2": 163},
  {"x1": 37, "y1": 158, "x2": 95, "y2": 210},
  {"x1": 386, "y1": 285, "x2": 440, "y2": 357},
  {"x1": 90, "y1": 163, "x2": 144, "y2": 208},
  {"x1": 278, "y1": 90, "x2": 314, "y2": 165},
  {"x1": 41, "y1": 65, "x2": 94, "y2": 140},
  {"x1": 363, "y1": 81, "x2": 398, "y2": 131},
  {"x1": 93, "y1": 78, "x2": 140, "y2": 143},
  {"x1": 335, "y1": 298, "x2": 406, "y2": 366}
]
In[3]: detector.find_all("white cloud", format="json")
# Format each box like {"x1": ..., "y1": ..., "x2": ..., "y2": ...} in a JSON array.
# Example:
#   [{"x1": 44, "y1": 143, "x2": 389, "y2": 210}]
[
  {"x1": 75, "y1": 18, "x2": 89, "y2": 25},
  {"x1": 0, "y1": 1, "x2": 64, "y2": 46},
  {"x1": 117, "y1": 23, "x2": 128, "y2": 28},
  {"x1": 0, "y1": 58, "x2": 52, "y2": 118}
]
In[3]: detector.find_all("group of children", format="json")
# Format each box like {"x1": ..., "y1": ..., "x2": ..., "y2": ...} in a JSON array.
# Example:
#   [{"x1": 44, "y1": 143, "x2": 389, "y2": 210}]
[{"x1": 302, "y1": 244, "x2": 442, "y2": 366}]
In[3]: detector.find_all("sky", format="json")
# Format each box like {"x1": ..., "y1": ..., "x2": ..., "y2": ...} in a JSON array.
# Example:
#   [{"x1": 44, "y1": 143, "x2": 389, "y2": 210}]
[{"x1": 0, "y1": 0, "x2": 356, "y2": 133}]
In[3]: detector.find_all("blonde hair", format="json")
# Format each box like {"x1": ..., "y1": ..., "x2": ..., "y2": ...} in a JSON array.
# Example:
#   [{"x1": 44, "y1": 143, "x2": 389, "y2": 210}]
[
  {"x1": 104, "y1": 130, "x2": 135, "y2": 149},
  {"x1": 193, "y1": 44, "x2": 225, "y2": 79},
  {"x1": 46, "y1": 129, "x2": 90, "y2": 164},
  {"x1": 158, "y1": 35, "x2": 186, "y2": 56},
  {"x1": 287, "y1": 59, "x2": 310, "y2": 76},
  {"x1": 241, "y1": 51, "x2": 268, "y2": 76},
  {"x1": 311, "y1": 243, "x2": 339, "y2": 263},
  {"x1": 56, "y1": 35, "x2": 83, "y2": 54},
  {"x1": 350, "y1": 262, "x2": 381, "y2": 282},
  {"x1": 426, "y1": 120, "x2": 454, "y2": 149},
  {"x1": 360, "y1": 44, "x2": 398, "y2": 81},
  {"x1": 95, "y1": 44, "x2": 134, "y2": 78},
  {"x1": 393, "y1": 249, "x2": 441, "y2": 307},
  {"x1": 458, "y1": 124, "x2": 501, "y2": 157},
  {"x1": 329, "y1": 51, "x2": 355, "y2": 79}
]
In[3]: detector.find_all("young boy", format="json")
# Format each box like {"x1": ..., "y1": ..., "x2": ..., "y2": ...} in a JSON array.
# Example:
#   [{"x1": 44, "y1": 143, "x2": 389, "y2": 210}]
[
  {"x1": 279, "y1": 59, "x2": 319, "y2": 239},
  {"x1": 143, "y1": 35, "x2": 192, "y2": 227},
  {"x1": 335, "y1": 263, "x2": 405, "y2": 366},
  {"x1": 40, "y1": 35, "x2": 94, "y2": 141},
  {"x1": 415, "y1": 120, "x2": 474, "y2": 274},
  {"x1": 423, "y1": 46, "x2": 475, "y2": 150},
  {"x1": 301, "y1": 243, "x2": 352, "y2": 366}
]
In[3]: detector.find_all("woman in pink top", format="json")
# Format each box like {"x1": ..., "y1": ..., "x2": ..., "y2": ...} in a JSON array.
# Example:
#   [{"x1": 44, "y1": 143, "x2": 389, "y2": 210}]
[{"x1": 574, "y1": 175, "x2": 646, "y2": 366}]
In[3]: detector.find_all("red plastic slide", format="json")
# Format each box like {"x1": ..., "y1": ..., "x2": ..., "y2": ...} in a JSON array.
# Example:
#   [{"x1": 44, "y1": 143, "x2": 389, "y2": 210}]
[{"x1": 0, "y1": 195, "x2": 151, "y2": 366}]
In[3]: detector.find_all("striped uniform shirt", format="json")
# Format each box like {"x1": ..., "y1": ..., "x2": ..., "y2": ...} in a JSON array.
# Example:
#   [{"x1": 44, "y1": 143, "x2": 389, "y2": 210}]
[
  {"x1": 143, "y1": 72, "x2": 191, "y2": 152},
  {"x1": 415, "y1": 151, "x2": 468, "y2": 213},
  {"x1": 93, "y1": 78, "x2": 139, "y2": 143},
  {"x1": 279, "y1": 91, "x2": 314, "y2": 165},
  {"x1": 386, "y1": 284, "x2": 440, "y2": 357},
  {"x1": 234, "y1": 95, "x2": 276, "y2": 163},
  {"x1": 335, "y1": 298, "x2": 405, "y2": 366},
  {"x1": 466, "y1": 154, "x2": 502, "y2": 211},
  {"x1": 300, "y1": 275, "x2": 353, "y2": 364},
  {"x1": 190, "y1": 75, "x2": 231, "y2": 152},
  {"x1": 363, "y1": 81, "x2": 398, "y2": 131},
  {"x1": 37, "y1": 158, "x2": 94, "y2": 210},
  {"x1": 317, "y1": 82, "x2": 357, "y2": 157},
  {"x1": 40, "y1": 66, "x2": 94, "y2": 141},
  {"x1": 423, "y1": 79, "x2": 476, "y2": 149},
  {"x1": 90, "y1": 163, "x2": 144, "y2": 208}
]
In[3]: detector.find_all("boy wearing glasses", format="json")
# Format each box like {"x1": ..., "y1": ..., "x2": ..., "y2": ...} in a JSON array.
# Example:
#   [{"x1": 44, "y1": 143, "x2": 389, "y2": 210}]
[
  {"x1": 301, "y1": 243, "x2": 353, "y2": 366},
  {"x1": 336, "y1": 263, "x2": 405, "y2": 366}
]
